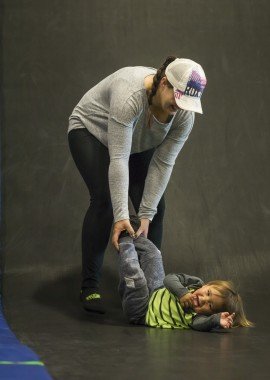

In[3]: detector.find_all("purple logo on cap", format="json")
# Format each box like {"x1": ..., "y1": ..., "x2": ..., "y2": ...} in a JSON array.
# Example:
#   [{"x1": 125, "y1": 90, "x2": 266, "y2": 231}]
[
  {"x1": 174, "y1": 89, "x2": 184, "y2": 99},
  {"x1": 184, "y1": 70, "x2": 206, "y2": 98}
]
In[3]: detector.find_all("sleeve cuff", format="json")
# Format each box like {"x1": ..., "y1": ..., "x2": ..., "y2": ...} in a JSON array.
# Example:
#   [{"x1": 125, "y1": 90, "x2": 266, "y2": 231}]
[
  {"x1": 175, "y1": 288, "x2": 190, "y2": 299},
  {"x1": 137, "y1": 211, "x2": 155, "y2": 221}
]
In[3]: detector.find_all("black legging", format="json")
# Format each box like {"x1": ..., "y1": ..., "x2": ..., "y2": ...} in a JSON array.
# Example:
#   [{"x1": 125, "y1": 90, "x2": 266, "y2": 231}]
[{"x1": 68, "y1": 128, "x2": 165, "y2": 290}]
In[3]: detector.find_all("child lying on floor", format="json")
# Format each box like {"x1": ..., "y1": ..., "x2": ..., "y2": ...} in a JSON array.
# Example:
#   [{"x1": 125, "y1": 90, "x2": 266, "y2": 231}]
[{"x1": 118, "y1": 234, "x2": 253, "y2": 331}]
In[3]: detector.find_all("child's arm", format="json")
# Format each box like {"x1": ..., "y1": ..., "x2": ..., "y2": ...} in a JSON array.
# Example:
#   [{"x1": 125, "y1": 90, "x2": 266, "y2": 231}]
[
  {"x1": 191, "y1": 312, "x2": 235, "y2": 332},
  {"x1": 163, "y1": 273, "x2": 204, "y2": 299}
]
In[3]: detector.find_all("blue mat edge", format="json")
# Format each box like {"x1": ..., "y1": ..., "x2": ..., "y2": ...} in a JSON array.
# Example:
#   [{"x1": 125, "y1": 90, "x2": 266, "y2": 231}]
[{"x1": 0, "y1": 295, "x2": 53, "y2": 379}]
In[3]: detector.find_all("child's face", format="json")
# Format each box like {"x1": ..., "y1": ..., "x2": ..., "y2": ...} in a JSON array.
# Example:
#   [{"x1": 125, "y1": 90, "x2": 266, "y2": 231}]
[{"x1": 190, "y1": 285, "x2": 224, "y2": 315}]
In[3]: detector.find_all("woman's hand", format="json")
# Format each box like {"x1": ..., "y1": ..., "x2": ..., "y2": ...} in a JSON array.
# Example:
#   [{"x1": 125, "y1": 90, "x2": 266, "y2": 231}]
[
  {"x1": 135, "y1": 218, "x2": 150, "y2": 239},
  {"x1": 220, "y1": 312, "x2": 235, "y2": 329},
  {"x1": 112, "y1": 219, "x2": 135, "y2": 251}
]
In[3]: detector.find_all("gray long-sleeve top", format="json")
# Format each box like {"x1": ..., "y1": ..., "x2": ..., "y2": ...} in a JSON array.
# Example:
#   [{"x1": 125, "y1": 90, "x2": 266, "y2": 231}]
[
  {"x1": 164, "y1": 273, "x2": 222, "y2": 331},
  {"x1": 68, "y1": 66, "x2": 195, "y2": 222}
]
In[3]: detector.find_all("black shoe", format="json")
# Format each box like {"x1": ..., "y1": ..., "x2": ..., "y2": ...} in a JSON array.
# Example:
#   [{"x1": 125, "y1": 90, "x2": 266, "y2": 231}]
[{"x1": 80, "y1": 288, "x2": 105, "y2": 314}]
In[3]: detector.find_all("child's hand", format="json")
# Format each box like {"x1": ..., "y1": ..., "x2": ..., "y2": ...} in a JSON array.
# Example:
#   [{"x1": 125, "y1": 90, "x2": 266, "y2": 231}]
[
  {"x1": 179, "y1": 293, "x2": 194, "y2": 309},
  {"x1": 219, "y1": 312, "x2": 235, "y2": 328}
]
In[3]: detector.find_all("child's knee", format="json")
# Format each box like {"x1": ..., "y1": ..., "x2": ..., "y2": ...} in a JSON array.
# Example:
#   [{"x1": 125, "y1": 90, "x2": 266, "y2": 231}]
[{"x1": 123, "y1": 270, "x2": 147, "y2": 289}]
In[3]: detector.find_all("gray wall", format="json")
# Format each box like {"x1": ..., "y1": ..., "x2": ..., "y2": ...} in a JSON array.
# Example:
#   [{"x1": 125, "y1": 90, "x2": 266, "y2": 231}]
[{"x1": 2, "y1": 0, "x2": 270, "y2": 291}]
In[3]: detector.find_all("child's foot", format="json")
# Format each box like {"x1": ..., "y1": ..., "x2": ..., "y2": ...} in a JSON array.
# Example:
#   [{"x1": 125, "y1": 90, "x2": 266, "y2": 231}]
[
  {"x1": 119, "y1": 229, "x2": 133, "y2": 241},
  {"x1": 80, "y1": 288, "x2": 105, "y2": 314},
  {"x1": 119, "y1": 232, "x2": 134, "y2": 246},
  {"x1": 129, "y1": 215, "x2": 140, "y2": 231}
]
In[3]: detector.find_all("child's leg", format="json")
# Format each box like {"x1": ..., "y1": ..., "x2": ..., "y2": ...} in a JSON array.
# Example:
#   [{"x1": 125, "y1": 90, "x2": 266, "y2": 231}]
[
  {"x1": 133, "y1": 236, "x2": 165, "y2": 295},
  {"x1": 118, "y1": 237, "x2": 150, "y2": 324}
]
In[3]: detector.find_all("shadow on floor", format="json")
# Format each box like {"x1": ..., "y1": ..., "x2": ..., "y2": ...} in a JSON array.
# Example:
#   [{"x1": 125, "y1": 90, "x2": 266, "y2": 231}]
[{"x1": 32, "y1": 265, "x2": 127, "y2": 327}]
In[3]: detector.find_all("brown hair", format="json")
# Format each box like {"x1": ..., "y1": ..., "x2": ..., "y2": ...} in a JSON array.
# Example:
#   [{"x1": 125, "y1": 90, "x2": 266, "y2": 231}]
[
  {"x1": 147, "y1": 55, "x2": 176, "y2": 106},
  {"x1": 207, "y1": 280, "x2": 254, "y2": 328}
]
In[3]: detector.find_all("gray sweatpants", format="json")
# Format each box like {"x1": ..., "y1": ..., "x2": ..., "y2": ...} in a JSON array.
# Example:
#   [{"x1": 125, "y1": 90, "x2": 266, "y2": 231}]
[{"x1": 118, "y1": 235, "x2": 165, "y2": 324}]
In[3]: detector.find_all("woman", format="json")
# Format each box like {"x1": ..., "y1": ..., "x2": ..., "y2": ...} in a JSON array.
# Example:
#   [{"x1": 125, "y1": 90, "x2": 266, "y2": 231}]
[{"x1": 68, "y1": 56, "x2": 207, "y2": 313}]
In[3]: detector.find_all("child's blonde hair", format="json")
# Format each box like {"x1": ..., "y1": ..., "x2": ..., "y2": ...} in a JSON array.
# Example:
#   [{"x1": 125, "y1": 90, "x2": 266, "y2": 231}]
[{"x1": 206, "y1": 280, "x2": 254, "y2": 327}]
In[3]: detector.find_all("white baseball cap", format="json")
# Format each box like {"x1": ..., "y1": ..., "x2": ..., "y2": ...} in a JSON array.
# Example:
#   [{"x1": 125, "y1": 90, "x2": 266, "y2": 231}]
[{"x1": 165, "y1": 58, "x2": 207, "y2": 114}]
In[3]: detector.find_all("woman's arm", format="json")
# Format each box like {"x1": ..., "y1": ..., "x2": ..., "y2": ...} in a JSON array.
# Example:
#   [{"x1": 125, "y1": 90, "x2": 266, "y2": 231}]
[
  {"x1": 107, "y1": 84, "x2": 142, "y2": 248},
  {"x1": 107, "y1": 116, "x2": 133, "y2": 222},
  {"x1": 138, "y1": 111, "x2": 195, "y2": 221},
  {"x1": 107, "y1": 82, "x2": 141, "y2": 223}
]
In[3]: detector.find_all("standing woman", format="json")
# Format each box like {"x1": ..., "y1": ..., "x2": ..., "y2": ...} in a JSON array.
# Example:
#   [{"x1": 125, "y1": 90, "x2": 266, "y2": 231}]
[{"x1": 68, "y1": 56, "x2": 207, "y2": 313}]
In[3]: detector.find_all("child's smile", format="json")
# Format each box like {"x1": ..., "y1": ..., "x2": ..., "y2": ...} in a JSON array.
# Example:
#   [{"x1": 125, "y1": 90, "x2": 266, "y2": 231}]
[{"x1": 191, "y1": 285, "x2": 225, "y2": 315}]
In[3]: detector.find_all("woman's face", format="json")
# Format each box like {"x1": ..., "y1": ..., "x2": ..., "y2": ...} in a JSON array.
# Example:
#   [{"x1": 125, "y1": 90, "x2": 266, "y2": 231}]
[{"x1": 158, "y1": 77, "x2": 180, "y2": 114}]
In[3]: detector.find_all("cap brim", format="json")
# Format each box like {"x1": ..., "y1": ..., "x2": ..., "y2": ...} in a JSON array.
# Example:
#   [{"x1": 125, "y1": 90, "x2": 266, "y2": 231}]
[{"x1": 174, "y1": 87, "x2": 203, "y2": 114}]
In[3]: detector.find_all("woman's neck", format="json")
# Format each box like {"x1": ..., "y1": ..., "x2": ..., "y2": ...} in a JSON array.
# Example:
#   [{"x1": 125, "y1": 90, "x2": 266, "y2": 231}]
[{"x1": 144, "y1": 75, "x2": 172, "y2": 124}]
